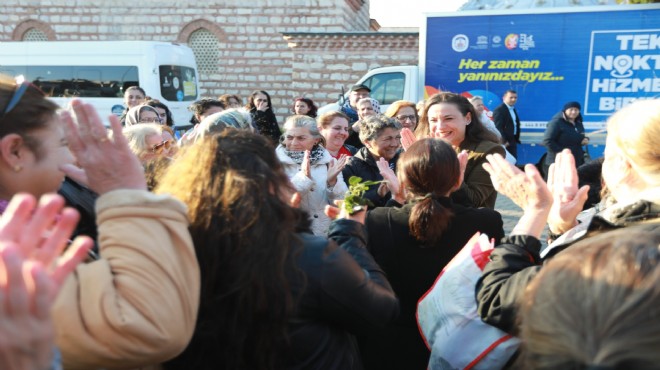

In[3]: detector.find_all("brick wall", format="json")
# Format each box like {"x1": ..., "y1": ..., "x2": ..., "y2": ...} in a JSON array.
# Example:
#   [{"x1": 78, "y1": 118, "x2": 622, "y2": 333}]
[{"x1": 0, "y1": 0, "x2": 419, "y2": 121}]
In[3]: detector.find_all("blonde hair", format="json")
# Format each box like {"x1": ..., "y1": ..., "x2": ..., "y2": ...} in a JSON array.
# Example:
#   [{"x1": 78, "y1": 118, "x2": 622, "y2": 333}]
[
  {"x1": 120, "y1": 123, "x2": 163, "y2": 160},
  {"x1": 606, "y1": 99, "x2": 660, "y2": 188},
  {"x1": 519, "y1": 224, "x2": 660, "y2": 369},
  {"x1": 384, "y1": 100, "x2": 417, "y2": 118}
]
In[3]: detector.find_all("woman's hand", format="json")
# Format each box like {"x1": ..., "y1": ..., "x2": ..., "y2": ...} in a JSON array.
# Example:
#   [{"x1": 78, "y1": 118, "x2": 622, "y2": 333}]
[
  {"x1": 483, "y1": 154, "x2": 552, "y2": 238},
  {"x1": 581, "y1": 137, "x2": 589, "y2": 146},
  {"x1": 400, "y1": 127, "x2": 417, "y2": 151},
  {"x1": 301, "y1": 150, "x2": 312, "y2": 179},
  {"x1": 453, "y1": 150, "x2": 469, "y2": 191},
  {"x1": 256, "y1": 100, "x2": 269, "y2": 112},
  {"x1": 377, "y1": 157, "x2": 402, "y2": 202},
  {"x1": 324, "y1": 201, "x2": 367, "y2": 225},
  {"x1": 60, "y1": 100, "x2": 147, "y2": 194},
  {"x1": 0, "y1": 193, "x2": 92, "y2": 370},
  {"x1": 546, "y1": 149, "x2": 590, "y2": 235},
  {"x1": 326, "y1": 155, "x2": 348, "y2": 187}
]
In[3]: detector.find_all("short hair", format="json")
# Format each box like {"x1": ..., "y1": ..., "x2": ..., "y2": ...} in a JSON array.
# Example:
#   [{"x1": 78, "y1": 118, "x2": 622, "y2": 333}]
[
  {"x1": 468, "y1": 95, "x2": 484, "y2": 103},
  {"x1": 196, "y1": 108, "x2": 254, "y2": 141},
  {"x1": 124, "y1": 85, "x2": 146, "y2": 97},
  {"x1": 283, "y1": 114, "x2": 324, "y2": 146},
  {"x1": 504, "y1": 89, "x2": 517, "y2": 96},
  {"x1": 384, "y1": 100, "x2": 418, "y2": 119},
  {"x1": 317, "y1": 110, "x2": 350, "y2": 129},
  {"x1": 188, "y1": 99, "x2": 226, "y2": 123},
  {"x1": 359, "y1": 114, "x2": 401, "y2": 143},
  {"x1": 121, "y1": 123, "x2": 163, "y2": 159},
  {"x1": 520, "y1": 224, "x2": 660, "y2": 369}
]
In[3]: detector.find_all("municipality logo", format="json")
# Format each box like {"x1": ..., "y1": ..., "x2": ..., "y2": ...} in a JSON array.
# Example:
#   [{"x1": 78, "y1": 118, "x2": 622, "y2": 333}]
[{"x1": 452, "y1": 34, "x2": 469, "y2": 52}]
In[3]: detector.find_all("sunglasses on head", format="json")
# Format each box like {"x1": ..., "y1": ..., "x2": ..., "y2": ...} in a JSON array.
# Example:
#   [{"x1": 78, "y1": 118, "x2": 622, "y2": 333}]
[
  {"x1": 151, "y1": 139, "x2": 173, "y2": 154},
  {"x1": 1, "y1": 75, "x2": 30, "y2": 120}
]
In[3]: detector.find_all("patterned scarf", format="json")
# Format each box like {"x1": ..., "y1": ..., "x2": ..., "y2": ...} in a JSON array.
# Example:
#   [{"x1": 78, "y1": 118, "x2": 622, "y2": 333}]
[{"x1": 283, "y1": 145, "x2": 325, "y2": 165}]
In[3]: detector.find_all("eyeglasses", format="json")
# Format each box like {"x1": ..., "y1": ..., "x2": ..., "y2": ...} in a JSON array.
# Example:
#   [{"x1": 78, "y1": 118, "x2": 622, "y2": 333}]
[
  {"x1": 151, "y1": 140, "x2": 173, "y2": 154},
  {"x1": 396, "y1": 114, "x2": 417, "y2": 122},
  {"x1": 1, "y1": 75, "x2": 30, "y2": 119},
  {"x1": 139, "y1": 117, "x2": 162, "y2": 124}
]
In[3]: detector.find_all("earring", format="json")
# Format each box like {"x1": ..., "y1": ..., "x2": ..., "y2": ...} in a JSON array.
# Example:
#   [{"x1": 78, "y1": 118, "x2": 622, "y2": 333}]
[
  {"x1": 466, "y1": 120, "x2": 471, "y2": 125},
  {"x1": 13, "y1": 164, "x2": 22, "y2": 172}
]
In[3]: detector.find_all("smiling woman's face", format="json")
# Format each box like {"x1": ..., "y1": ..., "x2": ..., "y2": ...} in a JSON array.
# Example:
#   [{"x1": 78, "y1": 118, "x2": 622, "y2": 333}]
[{"x1": 427, "y1": 102, "x2": 470, "y2": 147}]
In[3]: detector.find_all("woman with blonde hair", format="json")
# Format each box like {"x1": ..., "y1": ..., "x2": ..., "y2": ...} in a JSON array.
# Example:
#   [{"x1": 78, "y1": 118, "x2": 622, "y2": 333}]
[
  {"x1": 519, "y1": 225, "x2": 660, "y2": 369},
  {"x1": 476, "y1": 99, "x2": 660, "y2": 338},
  {"x1": 121, "y1": 123, "x2": 173, "y2": 163},
  {"x1": 278, "y1": 115, "x2": 348, "y2": 235},
  {"x1": 384, "y1": 100, "x2": 418, "y2": 131}
]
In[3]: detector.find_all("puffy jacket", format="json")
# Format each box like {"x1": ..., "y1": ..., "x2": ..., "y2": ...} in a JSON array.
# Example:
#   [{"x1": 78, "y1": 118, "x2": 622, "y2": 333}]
[
  {"x1": 476, "y1": 199, "x2": 660, "y2": 334},
  {"x1": 277, "y1": 145, "x2": 348, "y2": 236},
  {"x1": 542, "y1": 112, "x2": 586, "y2": 167}
]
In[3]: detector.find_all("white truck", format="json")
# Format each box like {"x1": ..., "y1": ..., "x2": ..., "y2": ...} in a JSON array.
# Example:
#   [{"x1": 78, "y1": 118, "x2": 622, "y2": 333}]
[{"x1": 321, "y1": 5, "x2": 660, "y2": 163}]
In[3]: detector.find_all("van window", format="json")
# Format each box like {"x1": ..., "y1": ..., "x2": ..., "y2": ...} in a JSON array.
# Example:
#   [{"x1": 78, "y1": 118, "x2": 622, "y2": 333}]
[
  {"x1": 159, "y1": 65, "x2": 197, "y2": 102},
  {"x1": 362, "y1": 72, "x2": 405, "y2": 105},
  {"x1": 0, "y1": 65, "x2": 138, "y2": 98}
]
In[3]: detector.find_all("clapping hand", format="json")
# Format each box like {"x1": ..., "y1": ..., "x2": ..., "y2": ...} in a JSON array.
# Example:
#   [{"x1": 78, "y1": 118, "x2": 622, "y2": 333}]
[
  {"x1": 400, "y1": 128, "x2": 417, "y2": 151},
  {"x1": 376, "y1": 157, "x2": 402, "y2": 202},
  {"x1": 301, "y1": 150, "x2": 312, "y2": 179},
  {"x1": 327, "y1": 155, "x2": 348, "y2": 187},
  {"x1": 546, "y1": 149, "x2": 590, "y2": 235}
]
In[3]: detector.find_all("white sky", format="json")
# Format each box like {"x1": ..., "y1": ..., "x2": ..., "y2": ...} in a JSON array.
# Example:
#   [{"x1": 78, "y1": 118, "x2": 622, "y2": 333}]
[{"x1": 370, "y1": 0, "x2": 469, "y2": 28}]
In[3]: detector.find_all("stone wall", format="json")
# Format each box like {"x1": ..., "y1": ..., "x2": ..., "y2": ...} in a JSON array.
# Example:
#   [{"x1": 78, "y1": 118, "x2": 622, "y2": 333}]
[{"x1": 0, "y1": 0, "x2": 419, "y2": 120}]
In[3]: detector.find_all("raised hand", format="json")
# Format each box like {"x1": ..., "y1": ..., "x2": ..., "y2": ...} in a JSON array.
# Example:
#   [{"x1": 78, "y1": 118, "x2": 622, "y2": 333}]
[
  {"x1": 483, "y1": 153, "x2": 553, "y2": 238},
  {"x1": 301, "y1": 150, "x2": 312, "y2": 179},
  {"x1": 256, "y1": 100, "x2": 269, "y2": 112},
  {"x1": 377, "y1": 157, "x2": 401, "y2": 201},
  {"x1": 327, "y1": 154, "x2": 348, "y2": 187},
  {"x1": 60, "y1": 99, "x2": 147, "y2": 194},
  {"x1": 546, "y1": 149, "x2": 590, "y2": 235},
  {"x1": 400, "y1": 128, "x2": 417, "y2": 151}
]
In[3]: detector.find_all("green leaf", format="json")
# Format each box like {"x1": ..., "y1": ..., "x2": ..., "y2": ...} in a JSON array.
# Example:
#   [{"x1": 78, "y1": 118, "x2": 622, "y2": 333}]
[{"x1": 348, "y1": 176, "x2": 363, "y2": 186}]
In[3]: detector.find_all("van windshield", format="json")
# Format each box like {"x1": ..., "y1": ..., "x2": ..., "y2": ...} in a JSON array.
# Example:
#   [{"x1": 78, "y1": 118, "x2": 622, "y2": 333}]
[
  {"x1": 0, "y1": 65, "x2": 139, "y2": 98},
  {"x1": 159, "y1": 65, "x2": 197, "y2": 102}
]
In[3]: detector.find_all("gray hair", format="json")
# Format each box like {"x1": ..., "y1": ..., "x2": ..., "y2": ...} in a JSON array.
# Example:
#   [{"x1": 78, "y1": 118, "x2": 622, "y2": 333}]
[
  {"x1": 468, "y1": 95, "x2": 484, "y2": 103},
  {"x1": 359, "y1": 114, "x2": 401, "y2": 143},
  {"x1": 197, "y1": 108, "x2": 254, "y2": 141},
  {"x1": 283, "y1": 114, "x2": 325, "y2": 146},
  {"x1": 121, "y1": 123, "x2": 163, "y2": 159}
]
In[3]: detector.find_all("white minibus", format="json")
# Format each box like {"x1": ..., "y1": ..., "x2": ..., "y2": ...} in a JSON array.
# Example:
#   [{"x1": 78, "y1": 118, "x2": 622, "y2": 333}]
[{"x1": 0, "y1": 41, "x2": 200, "y2": 126}]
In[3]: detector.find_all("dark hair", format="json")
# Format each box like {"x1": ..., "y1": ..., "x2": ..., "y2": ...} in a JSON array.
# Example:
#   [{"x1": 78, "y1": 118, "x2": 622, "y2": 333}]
[
  {"x1": 415, "y1": 92, "x2": 500, "y2": 148},
  {"x1": 145, "y1": 99, "x2": 174, "y2": 127},
  {"x1": 188, "y1": 98, "x2": 226, "y2": 124},
  {"x1": 157, "y1": 130, "x2": 306, "y2": 370},
  {"x1": 504, "y1": 89, "x2": 517, "y2": 96},
  {"x1": 398, "y1": 138, "x2": 458, "y2": 245},
  {"x1": 218, "y1": 93, "x2": 243, "y2": 107},
  {"x1": 123, "y1": 85, "x2": 146, "y2": 98},
  {"x1": 246, "y1": 90, "x2": 273, "y2": 112},
  {"x1": 0, "y1": 74, "x2": 59, "y2": 160},
  {"x1": 292, "y1": 97, "x2": 318, "y2": 118}
]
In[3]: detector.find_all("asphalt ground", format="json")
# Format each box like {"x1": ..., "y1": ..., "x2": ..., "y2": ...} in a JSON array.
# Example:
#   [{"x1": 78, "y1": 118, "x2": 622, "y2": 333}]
[{"x1": 494, "y1": 193, "x2": 548, "y2": 248}]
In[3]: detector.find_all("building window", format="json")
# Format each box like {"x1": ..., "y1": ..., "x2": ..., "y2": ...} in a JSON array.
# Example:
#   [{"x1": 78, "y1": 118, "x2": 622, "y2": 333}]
[
  {"x1": 188, "y1": 29, "x2": 219, "y2": 75},
  {"x1": 22, "y1": 28, "x2": 49, "y2": 41}
]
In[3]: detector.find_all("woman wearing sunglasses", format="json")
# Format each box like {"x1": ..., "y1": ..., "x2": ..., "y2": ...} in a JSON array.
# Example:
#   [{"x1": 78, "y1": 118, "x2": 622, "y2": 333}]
[
  {"x1": 121, "y1": 123, "x2": 174, "y2": 163},
  {"x1": 0, "y1": 74, "x2": 198, "y2": 368}
]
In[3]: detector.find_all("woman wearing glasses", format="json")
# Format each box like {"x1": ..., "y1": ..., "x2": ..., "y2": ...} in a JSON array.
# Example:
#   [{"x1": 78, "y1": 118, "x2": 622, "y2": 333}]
[
  {"x1": 385, "y1": 100, "x2": 418, "y2": 131},
  {"x1": 0, "y1": 74, "x2": 198, "y2": 368},
  {"x1": 121, "y1": 123, "x2": 174, "y2": 164},
  {"x1": 124, "y1": 104, "x2": 163, "y2": 126}
]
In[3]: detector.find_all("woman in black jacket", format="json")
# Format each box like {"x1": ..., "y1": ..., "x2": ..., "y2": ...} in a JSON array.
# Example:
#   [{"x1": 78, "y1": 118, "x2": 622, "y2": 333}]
[
  {"x1": 542, "y1": 101, "x2": 589, "y2": 176},
  {"x1": 361, "y1": 138, "x2": 504, "y2": 370},
  {"x1": 159, "y1": 130, "x2": 399, "y2": 370},
  {"x1": 342, "y1": 114, "x2": 402, "y2": 208},
  {"x1": 246, "y1": 90, "x2": 281, "y2": 144}
]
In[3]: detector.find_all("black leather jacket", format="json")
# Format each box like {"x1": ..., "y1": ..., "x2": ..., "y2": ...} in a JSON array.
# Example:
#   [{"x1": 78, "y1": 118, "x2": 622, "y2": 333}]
[
  {"x1": 342, "y1": 147, "x2": 400, "y2": 208},
  {"x1": 285, "y1": 219, "x2": 400, "y2": 370}
]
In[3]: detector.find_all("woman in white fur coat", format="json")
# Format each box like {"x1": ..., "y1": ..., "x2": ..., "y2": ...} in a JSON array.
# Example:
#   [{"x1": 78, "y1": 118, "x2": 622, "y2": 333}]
[{"x1": 277, "y1": 115, "x2": 348, "y2": 236}]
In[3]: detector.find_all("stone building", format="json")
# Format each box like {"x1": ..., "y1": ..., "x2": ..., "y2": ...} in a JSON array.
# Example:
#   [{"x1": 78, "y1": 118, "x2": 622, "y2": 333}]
[{"x1": 0, "y1": 0, "x2": 419, "y2": 118}]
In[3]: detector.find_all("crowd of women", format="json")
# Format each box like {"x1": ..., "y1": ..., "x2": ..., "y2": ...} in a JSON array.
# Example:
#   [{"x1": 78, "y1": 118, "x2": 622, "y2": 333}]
[{"x1": 0, "y1": 72, "x2": 658, "y2": 370}]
